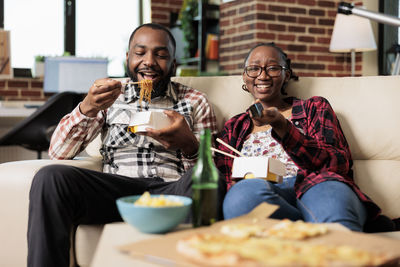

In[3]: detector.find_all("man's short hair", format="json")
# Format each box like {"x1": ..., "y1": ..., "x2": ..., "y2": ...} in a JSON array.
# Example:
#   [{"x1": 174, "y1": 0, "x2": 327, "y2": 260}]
[{"x1": 128, "y1": 23, "x2": 176, "y2": 56}]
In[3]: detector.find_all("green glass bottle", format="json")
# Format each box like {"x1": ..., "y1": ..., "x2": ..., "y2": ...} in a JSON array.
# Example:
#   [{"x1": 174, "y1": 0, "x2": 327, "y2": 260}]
[{"x1": 191, "y1": 128, "x2": 219, "y2": 227}]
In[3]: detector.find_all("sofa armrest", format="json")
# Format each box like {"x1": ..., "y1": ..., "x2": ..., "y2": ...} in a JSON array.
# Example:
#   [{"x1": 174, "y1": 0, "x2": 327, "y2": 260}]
[{"x1": 0, "y1": 158, "x2": 102, "y2": 267}]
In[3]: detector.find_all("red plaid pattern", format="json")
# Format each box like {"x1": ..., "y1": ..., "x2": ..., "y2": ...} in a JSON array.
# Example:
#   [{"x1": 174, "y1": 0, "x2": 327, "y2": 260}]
[{"x1": 215, "y1": 96, "x2": 381, "y2": 221}]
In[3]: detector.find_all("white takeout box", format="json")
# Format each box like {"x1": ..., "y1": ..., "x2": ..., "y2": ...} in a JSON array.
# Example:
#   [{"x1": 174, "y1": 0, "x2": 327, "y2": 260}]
[
  {"x1": 128, "y1": 111, "x2": 172, "y2": 133},
  {"x1": 231, "y1": 157, "x2": 286, "y2": 183}
]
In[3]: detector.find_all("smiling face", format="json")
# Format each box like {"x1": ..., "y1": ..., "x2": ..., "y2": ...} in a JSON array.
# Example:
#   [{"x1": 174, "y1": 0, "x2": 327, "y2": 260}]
[
  {"x1": 243, "y1": 46, "x2": 290, "y2": 107},
  {"x1": 126, "y1": 26, "x2": 176, "y2": 96}
]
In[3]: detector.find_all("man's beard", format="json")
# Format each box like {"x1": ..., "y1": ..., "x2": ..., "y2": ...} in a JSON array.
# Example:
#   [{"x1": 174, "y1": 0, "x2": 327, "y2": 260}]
[{"x1": 126, "y1": 62, "x2": 173, "y2": 99}]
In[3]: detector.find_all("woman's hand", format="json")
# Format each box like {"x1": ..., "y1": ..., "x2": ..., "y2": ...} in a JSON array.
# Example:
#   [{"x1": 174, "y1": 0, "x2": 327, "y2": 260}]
[
  {"x1": 142, "y1": 110, "x2": 199, "y2": 156},
  {"x1": 251, "y1": 106, "x2": 289, "y2": 138},
  {"x1": 80, "y1": 78, "x2": 123, "y2": 117}
]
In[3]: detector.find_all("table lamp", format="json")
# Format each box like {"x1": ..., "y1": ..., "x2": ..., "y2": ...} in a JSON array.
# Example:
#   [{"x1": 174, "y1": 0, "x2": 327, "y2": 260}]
[{"x1": 329, "y1": 13, "x2": 376, "y2": 76}]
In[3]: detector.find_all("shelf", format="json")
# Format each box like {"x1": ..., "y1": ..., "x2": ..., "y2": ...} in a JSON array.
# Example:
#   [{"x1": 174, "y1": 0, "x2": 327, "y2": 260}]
[
  {"x1": 180, "y1": 0, "x2": 220, "y2": 72},
  {"x1": 204, "y1": 3, "x2": 220, "y2": 11},
  {"x1": 194, "y1": 16, "x2": 219, "y2": 22},
  {"x1": 180, "y1": 57, "x2": 201, "y2": 64}
]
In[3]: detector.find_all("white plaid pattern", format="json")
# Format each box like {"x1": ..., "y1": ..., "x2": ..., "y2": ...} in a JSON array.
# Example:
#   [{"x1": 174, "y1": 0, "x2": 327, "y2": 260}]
[{"x1": 49, "y1": 81, "x2": 217, "y2": 182}]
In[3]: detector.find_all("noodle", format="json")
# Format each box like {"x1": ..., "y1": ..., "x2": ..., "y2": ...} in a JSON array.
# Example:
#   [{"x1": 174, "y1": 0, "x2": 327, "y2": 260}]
[{"x1": 138, "y1": 79, "x2": 153, "y2": 108}]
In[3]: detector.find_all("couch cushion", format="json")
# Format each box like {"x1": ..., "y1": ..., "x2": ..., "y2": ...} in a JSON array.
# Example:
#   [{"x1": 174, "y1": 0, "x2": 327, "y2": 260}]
[
  {"x1": 172, "y1": 75, "x2": 400, "y2": 220},
  {"x1": 90, "y1": 75, "x2": 400, "y2": 162},
  {"x1": 75, "y1": 225, "x2": 104, "y2": 267},
  {"x1": 83, "y1": 75, "x2": 400, "y2": 220},
  {"x1": 172, "y1": 76, "x2": 253, "y2": 130},
  {"x1": 0, "y1": 159, "x2": 102, "y2": 267},
  {"x1": 286, "y1": 76, "x2": 400, "y2": 162},
  {"x1": 85, "y1": 134, "x2": 103, "y2": 159},
  {"x1": 354, "y1": 160, "x2": 400, "y2": 219},
  {"x1": 85, "y1": 76, "x2": 254, "y2": 157}
]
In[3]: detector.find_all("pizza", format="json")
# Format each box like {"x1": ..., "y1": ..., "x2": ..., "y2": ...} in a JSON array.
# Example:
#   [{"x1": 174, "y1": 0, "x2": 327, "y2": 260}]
[
  {"x1": 220, "y1": 219, "x2": 328, "y2": 240},
  {"x1": 177, "y1": 233, "x2": 389, "y2": 266},
  {"x1": 176, "y1": 220, "x2": 390, "y2": 266},
  {"x1": 264, "y1": 219, "x2": 329, "y2": 240},
  {"x1": 220, "y1": 223, "x2": 265, "y2": 238}
]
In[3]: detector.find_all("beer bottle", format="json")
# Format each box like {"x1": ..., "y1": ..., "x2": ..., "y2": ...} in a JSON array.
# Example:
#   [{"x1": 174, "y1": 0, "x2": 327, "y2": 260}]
[{"x1": 191, "y1": 128, "x2": 219, "y2": 227}]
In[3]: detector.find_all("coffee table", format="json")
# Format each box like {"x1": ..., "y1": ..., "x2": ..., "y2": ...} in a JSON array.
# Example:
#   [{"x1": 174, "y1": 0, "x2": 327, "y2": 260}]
[
  {"x1": 90, "y1": 222, "x2": 400, "y2": 267},
  {"x1": 90, "y1": 222, "x2": 191, "y2": 267}
]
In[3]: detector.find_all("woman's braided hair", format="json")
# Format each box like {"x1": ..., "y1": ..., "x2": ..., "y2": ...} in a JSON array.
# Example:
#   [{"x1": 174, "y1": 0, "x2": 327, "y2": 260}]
[{"x1": 243, "y1": 42, "x2": 298, "y2": 95}]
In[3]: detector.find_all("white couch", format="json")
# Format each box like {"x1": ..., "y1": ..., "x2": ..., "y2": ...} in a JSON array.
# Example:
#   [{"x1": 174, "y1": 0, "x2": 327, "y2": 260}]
[{"x1": 1, "y1": 75, "x2": 400, "y2": 267}]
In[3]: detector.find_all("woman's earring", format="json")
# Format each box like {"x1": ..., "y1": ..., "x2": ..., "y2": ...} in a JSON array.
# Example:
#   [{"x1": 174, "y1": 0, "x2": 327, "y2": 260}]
[{"x1": 242, "y1": 84, "x2": 249, "y2": 92}]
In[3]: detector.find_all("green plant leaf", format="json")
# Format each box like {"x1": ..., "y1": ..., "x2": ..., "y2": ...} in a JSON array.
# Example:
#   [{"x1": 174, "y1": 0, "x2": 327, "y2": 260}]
[
  {"x1": 179, "y1": 0, "x2": 198, "y2": 58},
  {"x1": 35, "y1": 55, "x2": 45, "y2": 62}
]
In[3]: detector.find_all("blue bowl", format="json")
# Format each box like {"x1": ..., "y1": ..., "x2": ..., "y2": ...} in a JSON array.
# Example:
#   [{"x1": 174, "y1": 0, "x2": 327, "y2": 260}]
[{"x1": 116, "y1": 195, "x2": 192, "y2": 234}]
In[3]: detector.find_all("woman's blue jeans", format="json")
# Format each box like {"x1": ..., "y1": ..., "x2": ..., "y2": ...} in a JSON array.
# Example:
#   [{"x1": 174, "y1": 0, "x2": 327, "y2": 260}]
[{"x1": 223, "y1": 177, "x2": 367, "y2": 231}]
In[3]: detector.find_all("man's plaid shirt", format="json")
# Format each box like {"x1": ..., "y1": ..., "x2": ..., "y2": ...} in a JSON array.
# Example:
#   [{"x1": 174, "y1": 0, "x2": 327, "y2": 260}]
[
  {"x1": 49, "y1": 81, "x2": 217, "y2": 182},
  {"x1": 215, "y1": 96, "x2": 381, "y2": 221}
]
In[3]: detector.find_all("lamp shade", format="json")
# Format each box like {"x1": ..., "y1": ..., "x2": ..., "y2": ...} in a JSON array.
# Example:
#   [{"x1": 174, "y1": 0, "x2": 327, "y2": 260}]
[{"x1": 330, "y1": 13, "x2": 377, "y2": 52}]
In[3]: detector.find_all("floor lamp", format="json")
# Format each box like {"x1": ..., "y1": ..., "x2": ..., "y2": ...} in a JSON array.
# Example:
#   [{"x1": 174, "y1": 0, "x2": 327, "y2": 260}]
[
  {"x1": 329, "y1": 13, "x2": 376, "y2": 76},
  {"x1": 337, "y1": 2, "x2": 400, "y2": 75}
]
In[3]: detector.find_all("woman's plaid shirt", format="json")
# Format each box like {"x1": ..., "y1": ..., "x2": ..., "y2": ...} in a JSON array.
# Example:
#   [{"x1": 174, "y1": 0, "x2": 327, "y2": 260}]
[
  {"x1": 49, "y1": 81, "x2": 217, "y2": 182},
  {"x1": 215, "y1": 96, "x2": 380, "y2": 220}
]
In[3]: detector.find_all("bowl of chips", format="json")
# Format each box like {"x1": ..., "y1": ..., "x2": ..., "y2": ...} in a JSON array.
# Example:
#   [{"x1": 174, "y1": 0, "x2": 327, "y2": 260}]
[{"x1": 116, "y1": 192, "x2": 192, "y2": 233}]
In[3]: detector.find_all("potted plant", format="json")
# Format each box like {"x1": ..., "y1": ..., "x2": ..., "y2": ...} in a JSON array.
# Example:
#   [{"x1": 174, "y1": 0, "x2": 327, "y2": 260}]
[
  {"x1": 34, "y1": 52, "x2": 73, "y2": 78},
  {"x1": 33, "y1": 55, "x2": 45, "y2": 78},
  {"x1": 179, "y1": 0, "x2": 198, "y2": 59}
]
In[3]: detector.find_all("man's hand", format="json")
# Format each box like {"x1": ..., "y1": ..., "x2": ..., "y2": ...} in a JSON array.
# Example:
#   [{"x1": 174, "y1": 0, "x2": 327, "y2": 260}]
[
  {"x1": 252, "y1": 106, "x2": 288, "y2": 138},
  {"x1": 80, "y1": 78, "x2": 123, "y2": 117},
  {"x1": 143, "y1": 110, "x2": 199, "y2": 156}
]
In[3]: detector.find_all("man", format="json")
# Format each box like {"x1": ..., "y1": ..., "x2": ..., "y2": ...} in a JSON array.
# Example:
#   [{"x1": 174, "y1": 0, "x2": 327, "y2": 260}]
[{"x1": 28, "y1": 23, "x2": 220, "y2": 267}]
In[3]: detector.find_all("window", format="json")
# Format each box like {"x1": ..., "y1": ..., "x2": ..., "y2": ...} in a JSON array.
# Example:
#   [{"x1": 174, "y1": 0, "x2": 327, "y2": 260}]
[
  {"x1": 378, "y1": 0, "x2": 399, "y2": 75},
  {"x1": 76, "y1": 0, "x2": 140, "y2": 77},
  {"x1": 4, "y1": 0, "x2": 142, "y2": 77},
  {"x1": 4, "y1": 0, "x2": 64, "y2": 70}
]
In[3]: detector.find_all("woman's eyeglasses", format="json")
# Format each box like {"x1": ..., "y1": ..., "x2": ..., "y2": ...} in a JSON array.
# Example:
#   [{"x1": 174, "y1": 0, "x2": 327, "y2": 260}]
[{"x1": 244, "y1": 65, "x2": 288, "y2": 78}]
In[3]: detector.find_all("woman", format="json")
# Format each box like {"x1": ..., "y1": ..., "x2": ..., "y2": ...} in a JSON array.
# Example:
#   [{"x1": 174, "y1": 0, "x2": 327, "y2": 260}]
[{"x1": 215, "y1": 43, "x2": 381, "y2": 232}]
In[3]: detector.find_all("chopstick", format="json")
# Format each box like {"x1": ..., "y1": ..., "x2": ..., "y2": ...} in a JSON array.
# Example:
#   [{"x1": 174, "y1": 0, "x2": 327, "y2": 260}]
[
  {"x1": 94, "y1": 81, "x2": 141, "y2": 88},
  {"x1": 216, "y1": 138, "x2": 245, "y2": 157},
  {"x1": 122, "y1": 81, "x2": 141, "y2": 85},
  {"x1": 211, "y1": 148, "x2": 237, "y2": 159}
]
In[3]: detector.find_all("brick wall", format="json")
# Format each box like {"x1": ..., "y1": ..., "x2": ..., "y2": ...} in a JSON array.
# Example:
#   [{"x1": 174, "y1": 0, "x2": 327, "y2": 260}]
[
  {"x1": 0, "y1": 78, "x2": 47, "y2": 101},
  {"x1": 151, "y1": 0, "x2": 184, "y2": 26},
  {"x1": 219, "y1": 0, "x2": 363, "y2": 76}
]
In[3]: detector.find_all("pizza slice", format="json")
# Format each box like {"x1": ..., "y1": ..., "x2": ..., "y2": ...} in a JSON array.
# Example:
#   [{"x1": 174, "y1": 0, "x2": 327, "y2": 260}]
[
  {"x1": 220, "y1": 223, "x2": 266, "y2": 238},
  {"x1": 265, "y1": 219, "x2": 329, "y2": 240},
  {"x1": 176, "y1": 232, "x2": 390, "y2": 267},
  {"x1": 220, "y1": 219, "x2": 328, "y2": 240}
]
